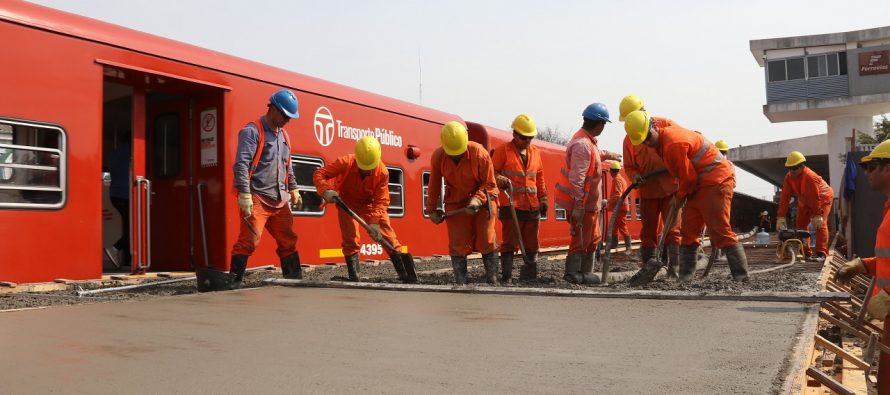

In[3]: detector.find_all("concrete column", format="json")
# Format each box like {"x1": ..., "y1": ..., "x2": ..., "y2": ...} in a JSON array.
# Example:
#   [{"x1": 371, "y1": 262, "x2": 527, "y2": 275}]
[{"x1": 826, "y1": 115, "x2": 873, "y2": 193}]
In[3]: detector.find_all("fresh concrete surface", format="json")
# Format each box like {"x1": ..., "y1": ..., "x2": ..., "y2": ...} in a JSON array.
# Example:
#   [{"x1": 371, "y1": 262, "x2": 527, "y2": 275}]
[{"x1": 0, "y1": 286, "x2": 811, "y2": 394}]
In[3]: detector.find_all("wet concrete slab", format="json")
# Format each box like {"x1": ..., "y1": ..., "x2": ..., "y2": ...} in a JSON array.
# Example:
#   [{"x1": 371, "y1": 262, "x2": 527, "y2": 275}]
[{"x1": 0, "y1": 286, "x2": 811, "y2": 394}]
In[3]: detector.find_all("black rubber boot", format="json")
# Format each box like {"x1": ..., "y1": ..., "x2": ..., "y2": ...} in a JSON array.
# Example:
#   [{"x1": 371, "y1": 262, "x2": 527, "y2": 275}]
[
  {"x1": 640, "y1": 247, "x2": 656, "y2": 265},
  {"x1": 229, "y1": 255, "x2": 248, "y2": 289},
  {"x1": 389, "y1": 252, "x2": 408, "y2": 282},
  {"x1": 723, "y1": 243, "x2": 750, "y2": 282},
  {"x1": 666, "y1": 245, "x2": 680, "y2": 279},
  {"x1": 280, "y1": 252, "x2": 303, "y2": 280},
  {"x1": 579, "y1": 252, "x2": 600, "y2": 285},
  {"x1": 624, "y1": 236, "x2": 634, "y2": 256},
  {"x1": 500, "y1": 251, "x2": 514, "y2": 283},
  {"x1": 564, "y1": 252, "x2": 583, "y2": 284},
  {"x1": 482, "y1": 252, "x2": 499, "y2": 285},
  {"x1": 451, "y1": 256, "x2": 468, "y2": 285},
  {"x1": 519, "y1": 252, "x2": 537, "y2": 281},
  {"x1": 678, "y1": 245, "x2": 698, "y2": 282},
  {"x1": 345, "y1": 254, "x2": 361, "y2": 282}
]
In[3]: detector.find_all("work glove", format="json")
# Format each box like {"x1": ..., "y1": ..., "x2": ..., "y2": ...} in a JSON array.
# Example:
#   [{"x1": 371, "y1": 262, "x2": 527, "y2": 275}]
[
  {"x1": 496, "y1": 176, "x2": 511, "y2": 190},
  {"x1": 868, "y1": 288, "x2": 890, "y2": 320},
  {"x1": 571, "y1": 207, "x2": 585, "y2": 228},
  {"x1": 834, "y1": 258, "x2": 865, "y2": 285},
  {"x1": 539, "y1": 200, "x2": 548, "y2": 217},
  {"x1": 367, "y1": 223, "x2": 383, "y2": 242},
  {"x1": 289, "y1": 190, "x2": 303, "y2": 211},
  {"x1": 601, "y1": 150, "x2": 621, "y2": 161},
  {"x1": 811, "y1": 215, "x2": 824, "y2": 230},
  {"x1": 238, "y1": 192, "x2": 253, "y2": 216},
  {"x1": 322, "y1": 189, "x2": 339, "y2": 203},
  {"x1": 632, "y1": 174, "x2": 644, "y2": 185},
  {"x1": 467, "y1": 197, "x2": 483, "y2": 213},
  {"x1": 429, "y1": 210, "x2": 444, "y2": 225},
  {"x1": 776, "y1": 217, "x2": 787, "y2": 230}
]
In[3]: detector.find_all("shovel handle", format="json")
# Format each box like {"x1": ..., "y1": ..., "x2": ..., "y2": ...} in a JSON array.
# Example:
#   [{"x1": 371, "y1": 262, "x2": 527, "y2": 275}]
[{"x1": 333, "y1": 196, "x2": 399, "y2": 254}]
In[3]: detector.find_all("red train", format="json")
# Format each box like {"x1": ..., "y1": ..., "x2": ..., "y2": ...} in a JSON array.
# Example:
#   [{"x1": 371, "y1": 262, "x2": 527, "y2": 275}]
[{"x1": 0, "y1": 1, "x2": 642, "y2": 283}]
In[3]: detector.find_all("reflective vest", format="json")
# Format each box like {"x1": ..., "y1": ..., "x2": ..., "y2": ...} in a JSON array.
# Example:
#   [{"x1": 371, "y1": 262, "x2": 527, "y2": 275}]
[
  {"x1": 248, "y1": 117, "x2": 292, "y2": 184},
  {"x1": 313, "y1": 154, "x2": 389, "y2": 220},
  {"x1": 657, "y1": 125, "x2": 731, "y2": 199},
  {"x1": 491, "y1": 142, "x2": 545, "y2": 210},
  {"x1": 555, "y1": 129, "x2": 601, "y2": 211},
  {"x1": 609, "y1": 172, "x2": 630, "y2": 213},
  {"x1": 777, "y1": 166, "x2": 833, "y2": 217},
  {"x1": 863, "y1": 201, "x2": 890, "y2": 296}
]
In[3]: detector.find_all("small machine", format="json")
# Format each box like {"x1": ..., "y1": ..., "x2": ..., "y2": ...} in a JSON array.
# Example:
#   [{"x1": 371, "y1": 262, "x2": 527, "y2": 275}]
[{"x1": 776, "y1": 229, "x2": 811, "y2": 261}]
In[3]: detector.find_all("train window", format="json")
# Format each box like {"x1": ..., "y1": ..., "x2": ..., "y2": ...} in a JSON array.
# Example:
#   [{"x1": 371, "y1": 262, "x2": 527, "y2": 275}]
[
  {"x1": 291, "y1": 155, "x2": 325, "y2": 216},
  {"x1": 634, "y1": 198, "x2": 641, "y2": 220},
  {"x1": 386, "y1": 166, "x2": 404, "y2": 217},
  {"x1": 152, "y1": 113, "x2": 181, "y2": 179},
  {"x1": 0, "y1": 119, "x2": 66, "y2": 209},
  {"x1": 421, "y1": 171, "x2": 445, "y2": 217},
  {"x1": 554, "y1": 203, "x2": 567, "y2": 221}
]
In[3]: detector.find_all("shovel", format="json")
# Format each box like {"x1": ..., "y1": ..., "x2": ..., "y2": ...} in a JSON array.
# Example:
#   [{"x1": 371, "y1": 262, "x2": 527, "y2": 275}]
[
  {"x1": 502, "y1": 181, "x2": 533, "y2": 270},
  {"x1": 628, "y1": 196, "x2": 683, "y2": 286},
  {"x1": 195, "y1": 183, "x2": 238, "y2": 292},
  {"x1": 332, "y1": 196, "x2": 417, "y2": 283},
  {"x1": 600, "y1": 169, "x2": 668, "y2": 284}
]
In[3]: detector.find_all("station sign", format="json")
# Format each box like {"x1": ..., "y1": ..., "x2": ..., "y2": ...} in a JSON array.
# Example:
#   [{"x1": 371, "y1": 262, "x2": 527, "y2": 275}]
[{"x1": 859, "y1": 50, "x2": 890, "y2": 75}]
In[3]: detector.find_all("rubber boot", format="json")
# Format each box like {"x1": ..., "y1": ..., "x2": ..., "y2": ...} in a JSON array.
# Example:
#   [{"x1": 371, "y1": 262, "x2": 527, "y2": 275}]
[
  {"x1": 624, "y1": 236, "x2": 634, "y2": 257},
  {"x1": 519, "y1": 252, "x2": 537, "y2": 281},
  {"x1": 482, "y1": 252, "x2": 499, "y2": 285},
  {"x1": 579, "y1": 252, "x2": 600, "y2": 284},
  {"x1": 345, "y1": 254, "x2": 361, "y2": 282},
  {"x1": 608, "y1": 236, "x2": 618, "y2": 250},
  {"x1": 666, "y1": 245, "x2": 680, "y2": 279},
  {"x1": 280, "y1": 252, "x2": 303, "y2": 280},
  {"x1": 640, "y1": 247, "x2": 656, "y2": 265},
  {"x1": 389, "y1": 252, "x2": 408, "y2": 283},
  {"x1": 500, "y1": 251, "x2": 514, "y2": 283},
  {"x1": 678, "y1": 245, "x2": 698, "y2": 282},
  {"x1": 229, "y1": 255, "x2": 248, "y2": 289},
  {"x1": 451, "y1": 256, "x2": 468, "y2": 285},
  {"x1": 723, "y1": 243, "x2": 750, "y2": 282},
  {"x1": 563, "y1": 253, "x2": 584, "y2": 284}
]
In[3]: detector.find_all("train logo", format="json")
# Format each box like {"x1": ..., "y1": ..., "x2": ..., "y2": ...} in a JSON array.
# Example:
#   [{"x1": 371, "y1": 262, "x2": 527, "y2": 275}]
[{"x1": 313, "y1": 106, "x2": 335, "y2": 147}]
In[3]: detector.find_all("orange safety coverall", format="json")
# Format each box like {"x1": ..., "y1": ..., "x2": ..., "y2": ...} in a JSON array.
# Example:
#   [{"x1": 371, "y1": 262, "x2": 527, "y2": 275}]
[
  {"x1": 492, "y1": 141, "x2": 546, "y2": 254},
  {"x1": 657, "y1": 125, "x2": 737, "y2": 248},
  {"x1": 313, "y1": 154, "x2": 402, "y2": 257},
  {"x1": 555, "y1": 129, "x2": 603, "y2": 254},
  {"x1": 777, "y1": 167, "x2": 833, "y2": 257},
  {"x1": 861, "y1": 201, "x2": 890, "y2": 394},
  {"x1": 427, "y1": 141, "x2": 498, "y2": 256},
  {"x1": 608, "y1": 171, "x2": 630, "y2": 239},
  {"x1": 622, "y1": 116, "x2": 681, "y2": 248}
]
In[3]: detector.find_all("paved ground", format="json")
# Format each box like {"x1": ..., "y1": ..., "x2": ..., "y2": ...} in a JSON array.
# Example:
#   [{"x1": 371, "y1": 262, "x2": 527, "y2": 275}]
[{"x1": 0, "y1": 286, "x2": 812, "y2": 394}]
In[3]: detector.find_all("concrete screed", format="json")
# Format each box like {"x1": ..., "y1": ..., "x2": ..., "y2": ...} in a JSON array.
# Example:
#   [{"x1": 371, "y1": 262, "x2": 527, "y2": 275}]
[{"x1": 0, "y1": 286, "x2": 811, "y2": 394}]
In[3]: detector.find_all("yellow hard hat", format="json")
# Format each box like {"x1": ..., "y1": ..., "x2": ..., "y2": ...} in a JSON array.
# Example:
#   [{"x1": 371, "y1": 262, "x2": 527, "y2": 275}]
[
  {"x1": 355, "y1": 136, "x2": 382, "y2": 170},
  {"x1": 624, "y1": 110, "x2": 651, "y2": 146},
  {"x1": 609, "y1": 161, "x2": 621, "y2": 170},
  {"x1": 619, "y1": 95, "x2": 645, "y2": 122},
  {"x1": 862, "y1": 140, "x2": 890, "y2": 163},
  {"x1": 715, "y1": 139, "x2": 729, "y2": 151},
  {"x1": 511, "y1": 114, "x2": 537, "y2": 137},
  {"x1": 785, "y1": 151, "x2": 806, "y2": 167},
  {"x1": 441, "y1": 121, "x2": 469, "y2": 156}
]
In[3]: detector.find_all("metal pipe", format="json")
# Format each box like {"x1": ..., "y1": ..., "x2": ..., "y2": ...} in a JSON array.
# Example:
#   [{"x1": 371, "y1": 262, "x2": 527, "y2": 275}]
[{"x1": 196, "y1": 183, "x2": 210, "y2": 269}]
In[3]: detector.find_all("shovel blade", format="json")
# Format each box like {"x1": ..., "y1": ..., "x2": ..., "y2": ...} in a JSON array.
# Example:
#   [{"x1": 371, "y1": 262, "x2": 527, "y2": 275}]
[
  {"x1": 196, "y1": 267, "x2": 236, "y2": 292},
  {"x1": 402, "y1": 253, "x2": 418, "y2": 283},
  {"x1": 628, "y1": 258, "x2": 663, "y2": 286}
]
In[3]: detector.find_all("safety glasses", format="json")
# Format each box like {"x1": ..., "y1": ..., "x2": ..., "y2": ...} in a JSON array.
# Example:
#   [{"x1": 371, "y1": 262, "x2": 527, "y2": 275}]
[
  {"x1": 861, "y1": 160, "x2": 886, "y2": 173},
  {"x1": 787, "y1": 164, "x2": 803, "y2": 172},
  {"x1": 514, "y1": 133, "x2": 533, "y2": 141}
]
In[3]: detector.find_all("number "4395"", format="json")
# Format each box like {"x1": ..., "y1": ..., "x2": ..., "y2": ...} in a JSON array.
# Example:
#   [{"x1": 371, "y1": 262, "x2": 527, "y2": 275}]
[{"x1": 359, "y1": 243, "x2": 384, "y2": 256}]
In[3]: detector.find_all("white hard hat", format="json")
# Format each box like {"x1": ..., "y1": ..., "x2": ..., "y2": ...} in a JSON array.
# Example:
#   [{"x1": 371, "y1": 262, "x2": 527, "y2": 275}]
[{"x1": 761, "y1": 211, "x2": 768, "y2": 216}]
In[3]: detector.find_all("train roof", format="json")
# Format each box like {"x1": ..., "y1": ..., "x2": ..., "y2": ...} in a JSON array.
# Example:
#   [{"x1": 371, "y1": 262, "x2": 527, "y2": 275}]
[
  {"x1": 0, "y1": 1, "x2": 461, "y2": 125},
  {"x1": 483, "y1": 124, "x2": 567, "y2": 152}
]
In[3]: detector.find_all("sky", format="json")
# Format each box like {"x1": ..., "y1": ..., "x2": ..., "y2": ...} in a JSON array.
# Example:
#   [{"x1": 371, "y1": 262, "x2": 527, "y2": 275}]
[{"x1": 28, "y1": 0, "x2": 890, "y2": 199}]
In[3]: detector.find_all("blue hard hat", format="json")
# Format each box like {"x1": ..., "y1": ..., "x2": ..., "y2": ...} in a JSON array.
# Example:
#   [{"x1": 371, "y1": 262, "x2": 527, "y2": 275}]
[
  {"x1": 270, "y1": 89, "x2": 299, "y2": 119},
  {"x1": 582, "y1": 103, "x2": 611, "y2": 123}
]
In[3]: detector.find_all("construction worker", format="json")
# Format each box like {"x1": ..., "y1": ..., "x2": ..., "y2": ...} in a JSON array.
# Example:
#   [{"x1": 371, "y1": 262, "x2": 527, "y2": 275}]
[
  {"x1": 555, "y1": 103, "x2": 617, "y2": 284},
  {"x1": 618, "y1": 95, "x2": 682, "y2": 276},
  {"x1": 607, "y1": 161, "x2": 633, "y2": 256},
  {"x1": 427, "y1": 121, "x2": 499, "y2": 285},
  {"x1": 492, "y1": 114, "x2": 547, "y2": 282},
  {"x1": 231, "y1": 89, "x2": 304, "y2": 286},
  {"x1": 313, "y1": 136, "x2": 413, "y2": 283},
  {"x1": 759, "y1": 211, "x2": 771, "y2": 232},
  {"x1": 715, "y1": 139, "x2": 730, "y2": 157},
  {"x1": 776, "y1": 151, "x2": 833, "y2": 260},
  {"x1": 835, "y1": 139, "x2": 890, "y2": 393},
  {"x1": 624, "y1": 110, "x2": 748, "y2": 282}
]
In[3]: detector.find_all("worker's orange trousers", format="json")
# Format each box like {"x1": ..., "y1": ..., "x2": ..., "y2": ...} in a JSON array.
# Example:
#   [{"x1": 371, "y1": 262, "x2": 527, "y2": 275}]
[
  {"x1": 639, "y1": 197, "x2": 682, "y2": 248},
  {"x1": 796, "y1": 204, "x2": 831, "y2": 257},
  {"x1": 499, "y1": 217, "x2": 540, "y2": 254},
  {"x1": 337, "y1": 209, "x2": 401, "y2": 257},
  {"x1": 569, "y1": 210, "x2": 600, "y2": 254},
  {"x1": 611, "y1": 207, "x2": 630, "y2": 240},
  {"x1": 231, "y1": 195, "x2": 298, "y2": 258},
  {"x1": 680, "y1": 181, "x2": 737, "y2": 249},
  {"x1": 445, "y1": 209, "x2": 497, "y2": 256}
]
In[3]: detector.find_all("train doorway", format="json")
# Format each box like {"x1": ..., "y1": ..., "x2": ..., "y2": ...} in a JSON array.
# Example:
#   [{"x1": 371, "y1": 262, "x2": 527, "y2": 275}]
[{"x1": 101, "y1": 63, "x2": 227, "y2": 274}]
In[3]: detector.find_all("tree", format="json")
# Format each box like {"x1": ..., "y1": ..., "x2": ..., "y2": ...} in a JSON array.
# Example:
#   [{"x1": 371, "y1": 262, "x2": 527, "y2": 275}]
[
  {"x1": 536, "y1": 125, "x2": 569, "y2": 146},
  {"x1": 857, "y1": 115, "x2": 890, "y2": 144}
]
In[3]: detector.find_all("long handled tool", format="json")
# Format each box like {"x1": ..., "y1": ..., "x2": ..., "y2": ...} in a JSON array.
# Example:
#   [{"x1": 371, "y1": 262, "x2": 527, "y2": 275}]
[
  {"x1": 333, "y1": 196, "x2": 417, "y2": 283},
  {"x1": 502, "y1": 181, "x2": 531, "y2": 268},
  {"x1": 195, "y1": 183, "x2": 238, "y2": 292},
  {"x1": 601, "y1": 169, "x2": 668, "y2": 284},
  {"x1": 628, "y1": 196, "x2": 682, "y2": 286}
]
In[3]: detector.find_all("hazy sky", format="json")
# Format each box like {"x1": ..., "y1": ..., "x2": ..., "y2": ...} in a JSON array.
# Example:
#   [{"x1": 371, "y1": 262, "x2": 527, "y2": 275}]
[{"x1": 28, "y1": 0, "x2": 890, "y2": 199}]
